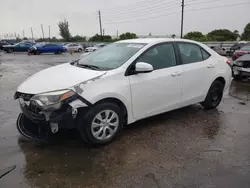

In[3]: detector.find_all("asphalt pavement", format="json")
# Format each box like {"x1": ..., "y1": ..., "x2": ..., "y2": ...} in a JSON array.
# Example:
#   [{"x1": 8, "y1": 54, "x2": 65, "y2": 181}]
[{"x1": 0, "y1": 52, "x2": 250, "y2": 188}]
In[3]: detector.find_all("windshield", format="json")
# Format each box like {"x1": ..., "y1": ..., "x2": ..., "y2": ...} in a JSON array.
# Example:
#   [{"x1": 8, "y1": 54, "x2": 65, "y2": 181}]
[
  {"x1": 78, "y1": 42, "x2": 146, "y2": 69},
  {"x1": 241, "y1": 46, "x2": 250, "y2": 51}
]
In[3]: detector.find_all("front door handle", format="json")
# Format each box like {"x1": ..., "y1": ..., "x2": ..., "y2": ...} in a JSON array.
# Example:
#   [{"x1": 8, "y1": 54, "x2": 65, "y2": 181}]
[
  {"x1": 171, "y1": 71, "x2": 182, "y2": 77},
  {"x1": 207, "y1": 64, "x2": 215, "y2": 68}
]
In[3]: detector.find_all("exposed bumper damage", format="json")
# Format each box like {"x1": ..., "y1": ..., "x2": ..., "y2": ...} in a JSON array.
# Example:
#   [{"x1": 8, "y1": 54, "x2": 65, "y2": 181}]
[{"x1": 15, "y1": 92, "x2": 91, "y2": 142}]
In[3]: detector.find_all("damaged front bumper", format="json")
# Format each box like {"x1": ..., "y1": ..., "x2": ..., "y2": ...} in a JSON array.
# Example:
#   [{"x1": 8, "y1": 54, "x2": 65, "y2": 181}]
[
  {"x1": 233, "y1": 66, "x2": 250, "y2": 77},
  {"x1": 15, "y1": 92, "x2": 90, "y2": 142}
]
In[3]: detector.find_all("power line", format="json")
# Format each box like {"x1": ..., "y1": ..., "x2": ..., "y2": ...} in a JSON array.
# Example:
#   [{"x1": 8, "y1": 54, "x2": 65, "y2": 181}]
[
  {"x1": 186, "y1": 0, "x2": 221, "y2": 6},
  {"x1": 101, "y1": 0, "x2": 177, "y2": 12},
  {"x1": 103, "y1": 1, "x2": 249, "y2": 24},
  {"x1": 102, "y1": 0, "x2": 179, "y2": 15},
  {"x1": 102, "y1": 4, "x2": 180, "y2": 21},
  {"x1": 102, "y1": 0, "x2": 229, "y2": 22}
]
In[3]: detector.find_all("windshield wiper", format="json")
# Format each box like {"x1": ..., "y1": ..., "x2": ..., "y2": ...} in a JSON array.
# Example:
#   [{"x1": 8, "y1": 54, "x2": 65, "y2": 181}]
[
  {"x1": 77, "y1": 64, "x2": 100, "y2": 70},
  {"x1": 70, "y1": 59, "x2": 101, "y2": 70}
]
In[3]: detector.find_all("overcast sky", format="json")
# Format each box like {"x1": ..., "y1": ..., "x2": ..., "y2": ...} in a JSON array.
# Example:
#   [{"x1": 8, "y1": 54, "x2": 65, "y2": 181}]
[{"x1": 1, "y1": 0, "x2": 250, "y2": 39}]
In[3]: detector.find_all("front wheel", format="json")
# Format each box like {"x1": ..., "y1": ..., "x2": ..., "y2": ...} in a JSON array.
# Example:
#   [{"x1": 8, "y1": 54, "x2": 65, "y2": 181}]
[
  {"x1": 77, "y1": 102, "x2": 124, "y2": 145},
  {"x1": 35, "y1": 50, "x2": 40, "y2": 55},
  {"x1": 78, "y1": 48, "x2": 82, "y2": 52},
  {"x1": 57, "y1": 50, "x2": 62, "y2": 54},
  {"x1": 201, "y1": 80, "x2": 224, "y2": 109}
]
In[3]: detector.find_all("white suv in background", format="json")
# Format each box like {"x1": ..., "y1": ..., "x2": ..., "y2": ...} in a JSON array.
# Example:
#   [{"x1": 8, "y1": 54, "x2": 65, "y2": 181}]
[{"x1": 15, "y1": 38, "x2": 232, "y2": 145}]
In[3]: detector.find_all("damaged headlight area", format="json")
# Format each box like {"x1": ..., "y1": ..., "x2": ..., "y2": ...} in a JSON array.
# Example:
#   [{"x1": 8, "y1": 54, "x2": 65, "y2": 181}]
[
  {"x1": 30, "y1": 90, "x2": 75, "y2": 110},
  {"x1": 234, "y1": 61, "x2": 243, "y2": 66}
]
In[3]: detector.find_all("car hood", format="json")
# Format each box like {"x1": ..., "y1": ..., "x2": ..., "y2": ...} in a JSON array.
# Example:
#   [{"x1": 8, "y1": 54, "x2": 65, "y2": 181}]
[
  {"x1": 17, "y1": 63, "x2": 107, "y2": 94},
  {"x1": 235, "y1": 54, "x2": 250, "y2": 61}
]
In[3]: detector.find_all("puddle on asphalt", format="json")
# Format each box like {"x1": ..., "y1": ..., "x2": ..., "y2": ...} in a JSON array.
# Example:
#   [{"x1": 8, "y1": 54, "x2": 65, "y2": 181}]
[{"x1": 229, "y1": 80, "x2": 250, "y2": 101}]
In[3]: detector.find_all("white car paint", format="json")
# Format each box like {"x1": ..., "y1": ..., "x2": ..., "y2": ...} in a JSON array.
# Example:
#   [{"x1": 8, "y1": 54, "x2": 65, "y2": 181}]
[
  {"x1": 64, "y1": 43, "x2": 83, "y2": 52},
  {"x1": 17, "y1": 63, "x2": 106, "y2": 94},
  {"x1": 85, "y1": 44, "x2": 106, "y2": 52},
  {"x1": 17, "y1": 38, "x2": 232, "y2": 125}
]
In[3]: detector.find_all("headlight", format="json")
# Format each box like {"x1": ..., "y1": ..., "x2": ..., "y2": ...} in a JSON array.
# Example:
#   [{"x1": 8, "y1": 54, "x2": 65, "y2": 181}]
[
  {"x1": 30, "y1": 90, "x2": 75, "y2": 110},
  {"x1": 234, "y1": 61, "x2": 243, "y2": 66}
]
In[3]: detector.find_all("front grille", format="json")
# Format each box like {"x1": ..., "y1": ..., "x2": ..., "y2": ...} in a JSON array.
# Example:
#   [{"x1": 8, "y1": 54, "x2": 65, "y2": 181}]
[{"x1": 243, "y1": 61, "x2": 250, "y2": 68}]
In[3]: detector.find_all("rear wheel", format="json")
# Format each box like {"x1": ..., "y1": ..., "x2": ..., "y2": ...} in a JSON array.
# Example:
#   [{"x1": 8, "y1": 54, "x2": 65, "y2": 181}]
[
  {"x1": 78, "y1": 48, "x2": 82, "y2": 52},
  {"x1": 77, "y1": 102, "x2": 124, "y2": 145},
  {"x1": 7, "y1": 48, "x2": 13, "y2": 53},
  {"x1": 201, "y1": 80, "x2": 224, "y2": 109}
]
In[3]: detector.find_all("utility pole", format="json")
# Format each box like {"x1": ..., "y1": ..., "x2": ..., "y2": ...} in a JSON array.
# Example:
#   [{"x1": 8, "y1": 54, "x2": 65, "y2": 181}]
[
  {"x1": 22, "y1": 30, "x2": 25, "y2": 38},
  {"x1": 48, "y1": 25, "x2": 51, "y2": 39},
  {"x1": 41, "y1": 24, "x2": 44, "y2": 40},
  {"x1": 98, "y1": 10, "x2": 103, "y2": 37},
  {"x1": 181, "y1": 0, "x2": 184, "y2": 38},
  {"x1": 30, "y1": 27, "x2": 34, "y2": 39},
  {"x1": 116, "y1": 30, "x2": 119, "y2": 39}
]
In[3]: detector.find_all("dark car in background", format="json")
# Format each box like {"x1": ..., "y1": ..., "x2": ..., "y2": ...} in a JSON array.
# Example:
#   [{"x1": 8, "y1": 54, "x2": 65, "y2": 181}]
[
  {"x1": 210, "y1": 46, "x2": 226, "y2": 56},
  {"x1": 2, "y1": 42, "x2": 35, "y2": 53},
  {"x1": 0, "y1": 41, "x2": 10, "y2": 50},
  {"x1": 29, "y1": 43, "x2": 67, "y2": 55},
  {"x1": 230, "y1": 42, "x2": 249, "y2": 52},
  {"x1": 232, "y1": 45, "x2": 250, "y2": 60},
  {"x1": 232, "y1": 54, "x2": 250, "y2": 80}
]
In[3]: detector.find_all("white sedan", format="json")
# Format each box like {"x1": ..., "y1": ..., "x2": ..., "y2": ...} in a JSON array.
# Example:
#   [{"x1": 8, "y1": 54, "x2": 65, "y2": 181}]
[
  {"x1": 15, "y1": 38, "x2": 232, "y2": 145},
  {"x1": 64, "y1": 43, "x2": 83, "y2": 52},
  {"x1": 85, "y1": 43, "x2": 106, "y2": 52}
]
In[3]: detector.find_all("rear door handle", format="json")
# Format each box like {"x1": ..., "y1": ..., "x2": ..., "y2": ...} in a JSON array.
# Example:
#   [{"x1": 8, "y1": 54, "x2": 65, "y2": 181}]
[
  {"x1": 171, "y1": 71, "x2": 182, "y2": 77},
  {"x1": 207, "y1": 64, "x2": 215, "y2": 68}
]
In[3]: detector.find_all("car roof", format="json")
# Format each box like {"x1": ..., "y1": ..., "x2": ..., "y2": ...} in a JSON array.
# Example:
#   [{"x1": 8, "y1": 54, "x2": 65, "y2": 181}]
[{"x1": 116, "y1": 38, "x2": 200, "y2": 44}]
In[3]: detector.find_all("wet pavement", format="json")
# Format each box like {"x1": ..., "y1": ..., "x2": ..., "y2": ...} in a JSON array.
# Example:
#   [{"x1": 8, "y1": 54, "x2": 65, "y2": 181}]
[{"x1": 0, "y1": 52, "x2": 250, "y2": 188}]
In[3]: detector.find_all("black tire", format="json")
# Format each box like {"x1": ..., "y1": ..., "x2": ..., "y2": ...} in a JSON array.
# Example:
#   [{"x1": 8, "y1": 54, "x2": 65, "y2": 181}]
[
  {"x1": 7, "y1": 48, "x2": 13, "y2": 53},
  {"x1": 35, "y1": 50, "x2": 40, "y2": 55},
  {"x1": 201, "y1": 80, "x2": 224, "y2": 109},
  {"x1": 57, "y1": 50, "x2": 62, "y2": 54},
  {"x1": 78, "y1": 48, "x2": 82, "y2": 52},
  {"x1": 77, "y1": 102, "x2": 124, "y2": 145}
]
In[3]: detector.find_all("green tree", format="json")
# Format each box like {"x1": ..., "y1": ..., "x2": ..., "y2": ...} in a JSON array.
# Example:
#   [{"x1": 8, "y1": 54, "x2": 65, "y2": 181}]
[
  {"x1": 233, "y1": 30, "x2": 239, "y2": 38},
  {"x1": 51, "y1": 37, "x2": 58, "y2": 42},
  {"x1": 184, "y1": 31, "x2": 205, "y2": 41},
  {"x1": 58, "y1": 19, "x2": 71, "y2": 41},
  {"x1": 171, "y1": 34, "x2": 176, "y2": 38},
  {"x1": 207, "y1": 29, "x2": 237, "y2": 41},
  {"x1": 119, "y1": 32, "x2": 137, "y2": 40},
  {"x1": 71, "y1": 35, "x2": 86, "y2": 42},
  {"x1": 241, "y1": 23, "x2": 250, "y2": 40},
  {"x1": 88, "y1": 34, "x2": 112, "y2": 42}
]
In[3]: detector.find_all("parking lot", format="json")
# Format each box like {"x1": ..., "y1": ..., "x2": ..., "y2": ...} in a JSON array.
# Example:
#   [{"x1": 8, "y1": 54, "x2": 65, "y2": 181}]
[{"x1": 0, "y1": 52, "x2": 250, "y2": 188}]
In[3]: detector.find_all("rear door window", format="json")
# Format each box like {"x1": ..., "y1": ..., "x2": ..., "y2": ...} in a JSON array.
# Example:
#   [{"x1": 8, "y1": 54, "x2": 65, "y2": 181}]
[{"x1": 177, "y1": 43, "x2": 209, "y2": 64}]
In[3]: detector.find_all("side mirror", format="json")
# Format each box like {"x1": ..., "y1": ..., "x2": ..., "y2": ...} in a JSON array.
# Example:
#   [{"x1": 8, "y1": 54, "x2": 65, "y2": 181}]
[{"x1": 135, "y1": 62, "x2": 153, "y2": 73}]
